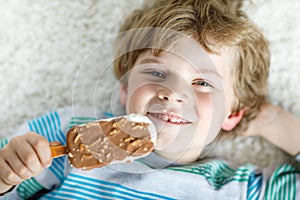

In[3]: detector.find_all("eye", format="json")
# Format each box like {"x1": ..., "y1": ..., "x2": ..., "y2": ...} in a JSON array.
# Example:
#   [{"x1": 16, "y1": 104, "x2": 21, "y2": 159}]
[
  {"x1": 192, "y1": 79, "x2": 213, "y2": 88},
  {"x1": 146, "y1": 70, "x2": 166, "y2": 78}
]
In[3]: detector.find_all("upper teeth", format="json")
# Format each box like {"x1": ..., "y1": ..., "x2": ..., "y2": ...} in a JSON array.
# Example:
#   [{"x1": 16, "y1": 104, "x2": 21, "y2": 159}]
[{"x1": 150, "y1": 113, "x2": 187, "y2": 123}]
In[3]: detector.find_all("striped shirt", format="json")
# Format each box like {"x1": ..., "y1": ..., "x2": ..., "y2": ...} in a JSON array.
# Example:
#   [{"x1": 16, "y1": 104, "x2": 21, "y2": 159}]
[{"x1": 1, "y1": 106, "x2": 300, "y2": 200}]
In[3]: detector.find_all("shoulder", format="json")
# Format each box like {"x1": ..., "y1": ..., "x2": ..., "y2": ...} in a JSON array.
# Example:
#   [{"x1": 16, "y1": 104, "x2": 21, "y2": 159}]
[
  {"x1": 23, "y1": 106, "x2": 105, "y2": 142},
  {"x1": 29, "y1": 106, "x2": 105, "y2": 129},
  {"x1": 167, "y1": 159, "x2": 257, "y2": 189},
  {"x1": 263, "y1": 164, "x2": 300, "y2": 199}
]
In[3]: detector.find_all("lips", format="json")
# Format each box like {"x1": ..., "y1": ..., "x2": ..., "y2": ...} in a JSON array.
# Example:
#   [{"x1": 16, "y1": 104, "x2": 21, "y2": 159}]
[{"x1": 147, "y1": 112, "x2": 191, "y2": 125}]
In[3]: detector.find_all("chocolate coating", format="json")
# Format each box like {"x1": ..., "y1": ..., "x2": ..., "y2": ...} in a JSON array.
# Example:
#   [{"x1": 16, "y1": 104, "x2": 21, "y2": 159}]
[{"x1": 66, "y1": 117, "x2": 154, "y2": 170}]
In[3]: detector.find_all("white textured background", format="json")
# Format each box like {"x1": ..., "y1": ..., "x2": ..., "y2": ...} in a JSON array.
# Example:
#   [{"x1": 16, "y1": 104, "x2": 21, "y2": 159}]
[{"x1": 0, "y1": 0, "x2": 300, "y2": 167}]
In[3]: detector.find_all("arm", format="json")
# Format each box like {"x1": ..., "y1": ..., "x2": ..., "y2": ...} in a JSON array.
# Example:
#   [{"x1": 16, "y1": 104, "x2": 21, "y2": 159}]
[
  {"x1": 245, "y1": 102, "x2": 300, "y2": 156},
  {"x1": 0, "y1": 132, "x2": 52, "y2": 194}
]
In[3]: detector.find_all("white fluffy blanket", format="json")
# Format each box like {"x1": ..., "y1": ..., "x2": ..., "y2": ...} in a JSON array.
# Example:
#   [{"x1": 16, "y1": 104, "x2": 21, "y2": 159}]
[{"x1": 1, "y1": 0, "x2": 299, "y2": 168}]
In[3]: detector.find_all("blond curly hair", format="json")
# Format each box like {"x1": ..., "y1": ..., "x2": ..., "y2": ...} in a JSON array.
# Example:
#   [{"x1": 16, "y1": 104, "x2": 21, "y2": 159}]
[{"x1": 114, "y1": 0, "x2": 270, "y2": 132}]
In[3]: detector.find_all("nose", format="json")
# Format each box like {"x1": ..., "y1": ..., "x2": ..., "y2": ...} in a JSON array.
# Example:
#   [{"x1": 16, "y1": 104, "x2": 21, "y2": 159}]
[{"x1": 157, "y1": 88, "x2": 185, "y2": 103}]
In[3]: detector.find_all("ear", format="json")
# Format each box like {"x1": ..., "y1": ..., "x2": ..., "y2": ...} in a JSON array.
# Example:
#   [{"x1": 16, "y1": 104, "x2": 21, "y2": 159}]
[
  {"x1": 119, "y1": 83, "x2": 128, "y2": 106},
  {"x1": 221, "y1": 109, "x2": 245, "y2": 131}
]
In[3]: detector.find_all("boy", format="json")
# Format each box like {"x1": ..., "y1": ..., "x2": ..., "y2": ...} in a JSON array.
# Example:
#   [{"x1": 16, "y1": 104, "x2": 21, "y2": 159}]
[{"x1": 1, "y1": 0, "x2": 300, "y2": 199}]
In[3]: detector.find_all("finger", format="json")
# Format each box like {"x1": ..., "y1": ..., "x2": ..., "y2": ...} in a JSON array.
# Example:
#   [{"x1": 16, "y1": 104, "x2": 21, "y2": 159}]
[
  {"x1": 15, "y1": 141, "x2": 43, "y2": 175},
  {"x1": 0, "y1": 155, "x2": 23, "y2": 185},
  {"x1": 5, "y1": 148, "x2": 34, "y2": 180},
  {"x1": 26, "y1": 134, "x2": 52, "y2": 168},
  {"x1": 0, "y1": 177, "x2": 15, "y2": 194},
  {"x1": 50, "y1": 141, "x2": 62, "y2": 147},
  {"x1": 4, "y1": 134, "x2": 42, "y2": 177}
]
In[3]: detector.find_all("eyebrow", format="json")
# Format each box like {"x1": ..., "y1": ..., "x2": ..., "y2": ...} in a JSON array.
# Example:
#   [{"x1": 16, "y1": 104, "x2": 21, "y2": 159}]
[
  {"x1": 138, "y1": 58, "x2": 223, "y2": 78},
  {"x1": 138, "y1": 58, "x2": 161, "y2": 65}
]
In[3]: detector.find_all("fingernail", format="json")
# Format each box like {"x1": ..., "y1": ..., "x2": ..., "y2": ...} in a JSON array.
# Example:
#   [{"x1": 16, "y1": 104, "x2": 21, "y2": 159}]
[
  {"x1": 44, "y1": 160, "x2": 52, "y2": 168},
  {"x1": 11, "y1": 174, "x2": 22, "y2": 182},
  {"x1": 30, "y1": 164, "x2": 42, "y2": 173}
]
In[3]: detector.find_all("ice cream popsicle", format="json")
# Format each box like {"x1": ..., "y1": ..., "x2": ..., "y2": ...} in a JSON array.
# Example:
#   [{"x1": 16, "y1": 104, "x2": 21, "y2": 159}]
[{"x1": 50, "y1": 114, "x2": 157, "y2": 170}]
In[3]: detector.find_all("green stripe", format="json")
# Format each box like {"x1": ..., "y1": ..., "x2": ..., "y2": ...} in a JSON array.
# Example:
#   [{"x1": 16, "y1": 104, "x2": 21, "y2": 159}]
[
  {"x1": 68, "y1": 116, "x2": 97, "y2": 129},
  {"x1": 218, "y1": 161, "x2": 235, "y2": 176},
  {"x1": 292, "y1": 168, "x2": 296, "y2": 200},
  {"x1": 168, "y1": 160, "x2": 253, "y2": 189},
  {"x1": 17, "y1": 178, "x2": 44, "y2": 199},
  {"x1": 0, "y1": 138, "x2": 8, "y2": 149},
  {"x1": 264, "y1": 164, "x2": 297, "y2": 200},
  {"x1": 71, "y1": 116, "x2": 97, "y2": 121}
]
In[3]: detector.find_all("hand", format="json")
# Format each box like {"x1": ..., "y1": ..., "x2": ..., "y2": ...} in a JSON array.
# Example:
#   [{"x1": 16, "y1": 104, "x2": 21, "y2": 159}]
[
  {"x1": 243, "y1": 102, "x2": 300, "y2": 155},
  {"x1": 242, "y1": 102, "x2": 278, "y2": 137},
  {"x1": 0, "y1": 132, "x2": 52, "y2": 194}
]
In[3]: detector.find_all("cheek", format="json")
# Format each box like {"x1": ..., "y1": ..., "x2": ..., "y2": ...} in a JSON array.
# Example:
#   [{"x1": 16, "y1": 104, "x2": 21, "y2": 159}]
[
  {"x1": 126, "y1": 84, "x2": 156, "y2": 114},
  {"x1": 194, "y1": 93, "x2": 216, "y2": 140},
  {"x1": 195, "y1": 93, "x2": 213, "y2": 119},
  {"x1": 196, "y1": 91, "x2": 227, "y2": 144}
]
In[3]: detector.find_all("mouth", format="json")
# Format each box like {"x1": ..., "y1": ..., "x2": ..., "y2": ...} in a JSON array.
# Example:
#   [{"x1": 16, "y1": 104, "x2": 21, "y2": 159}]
[{"x1": 147, "y1": 111, "x2": 192, "y2": 125}]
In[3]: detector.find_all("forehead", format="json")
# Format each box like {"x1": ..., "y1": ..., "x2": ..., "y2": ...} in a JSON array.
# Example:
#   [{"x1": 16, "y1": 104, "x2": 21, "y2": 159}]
[
  {"x1": 135, "y1": 51, "x2": 219, "y2": 79},
  {"x1": 135, "y1": 39, "x2": 236, "y2": 81}
]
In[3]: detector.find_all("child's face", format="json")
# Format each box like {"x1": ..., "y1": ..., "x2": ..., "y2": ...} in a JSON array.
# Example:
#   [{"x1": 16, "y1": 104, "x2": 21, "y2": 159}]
[{"x1": 120, "y1": 40, "x2": 241, "y2": 163}]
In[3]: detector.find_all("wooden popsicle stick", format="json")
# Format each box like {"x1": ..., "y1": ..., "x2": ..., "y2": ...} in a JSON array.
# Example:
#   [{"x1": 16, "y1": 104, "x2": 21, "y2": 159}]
[{"x1": 50, "y1": 142, "x2": 67, "y2": 158}]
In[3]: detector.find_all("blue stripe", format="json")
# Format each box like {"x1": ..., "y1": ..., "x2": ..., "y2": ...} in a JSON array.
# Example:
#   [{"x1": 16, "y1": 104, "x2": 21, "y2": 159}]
[
  {"x1": 248, "y1": 176, "x2": 262, "y2": 191},
  {"x1": 28, "y1": 121, "x2": 33, "y2": 132},
  {"x1": 31, "y1": 120, "x2": 41, "y2": 135},
  {"x1": 47, "y1": 113, "x2": 65, "y2": 181},
  {"x1": 46, "y1": 112, "x2": 65, "y2": 144},
  {"x1": 49, "y1": 157, "x2": 66, "y2": 183},
  {"x1": 62, "y1": 182, "x2": 133, "y2": 200},
  {"x1": 50, "y1": 112, "x2": 58, "y2": 136},
  {"x1": 65, "y1": 177, "x2": 152, "y2": 200},
  {"x1": 45, "y1": 114, "x2": 55, "y2": 139},
  {"x1": 42, "y1": 191, "x2": 86, "y2": 200},
  {"x1": 28, "y1": 112, "x2": 61, "y2": 141},
  {"x1": 37, "y1": 118, "x2": 45, "y2": 137},
  {"x1": 48, "y1": 165, "x2": 62, "y2": 183},
  {"x1": 247, "y1": 172, "x2": 262, "y2": 200},
  {"x1": 51, "y1": 157, "x2": 65, "y2": 175},
  {"x1": 41, "y1": 117, "x2": 53, "y2": 141},
  {"x1": 54, "y1": 112, "x2": 61, "y2": 131},
  {"x1": 55, "y1": 186, "x2": 109, "y2": 199},
  {"x1": 41, "y1": 117, "x2": 51, "y2": 141},
  {"x1": 103, "y1": 111, "x2": 114, "y2": 118},
  {"x1": 57, "y1": 129, "x2": 66, "y2": 145},
  {"x1": 69, "y1": 173, "x2": 174, "y2": 200}
]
